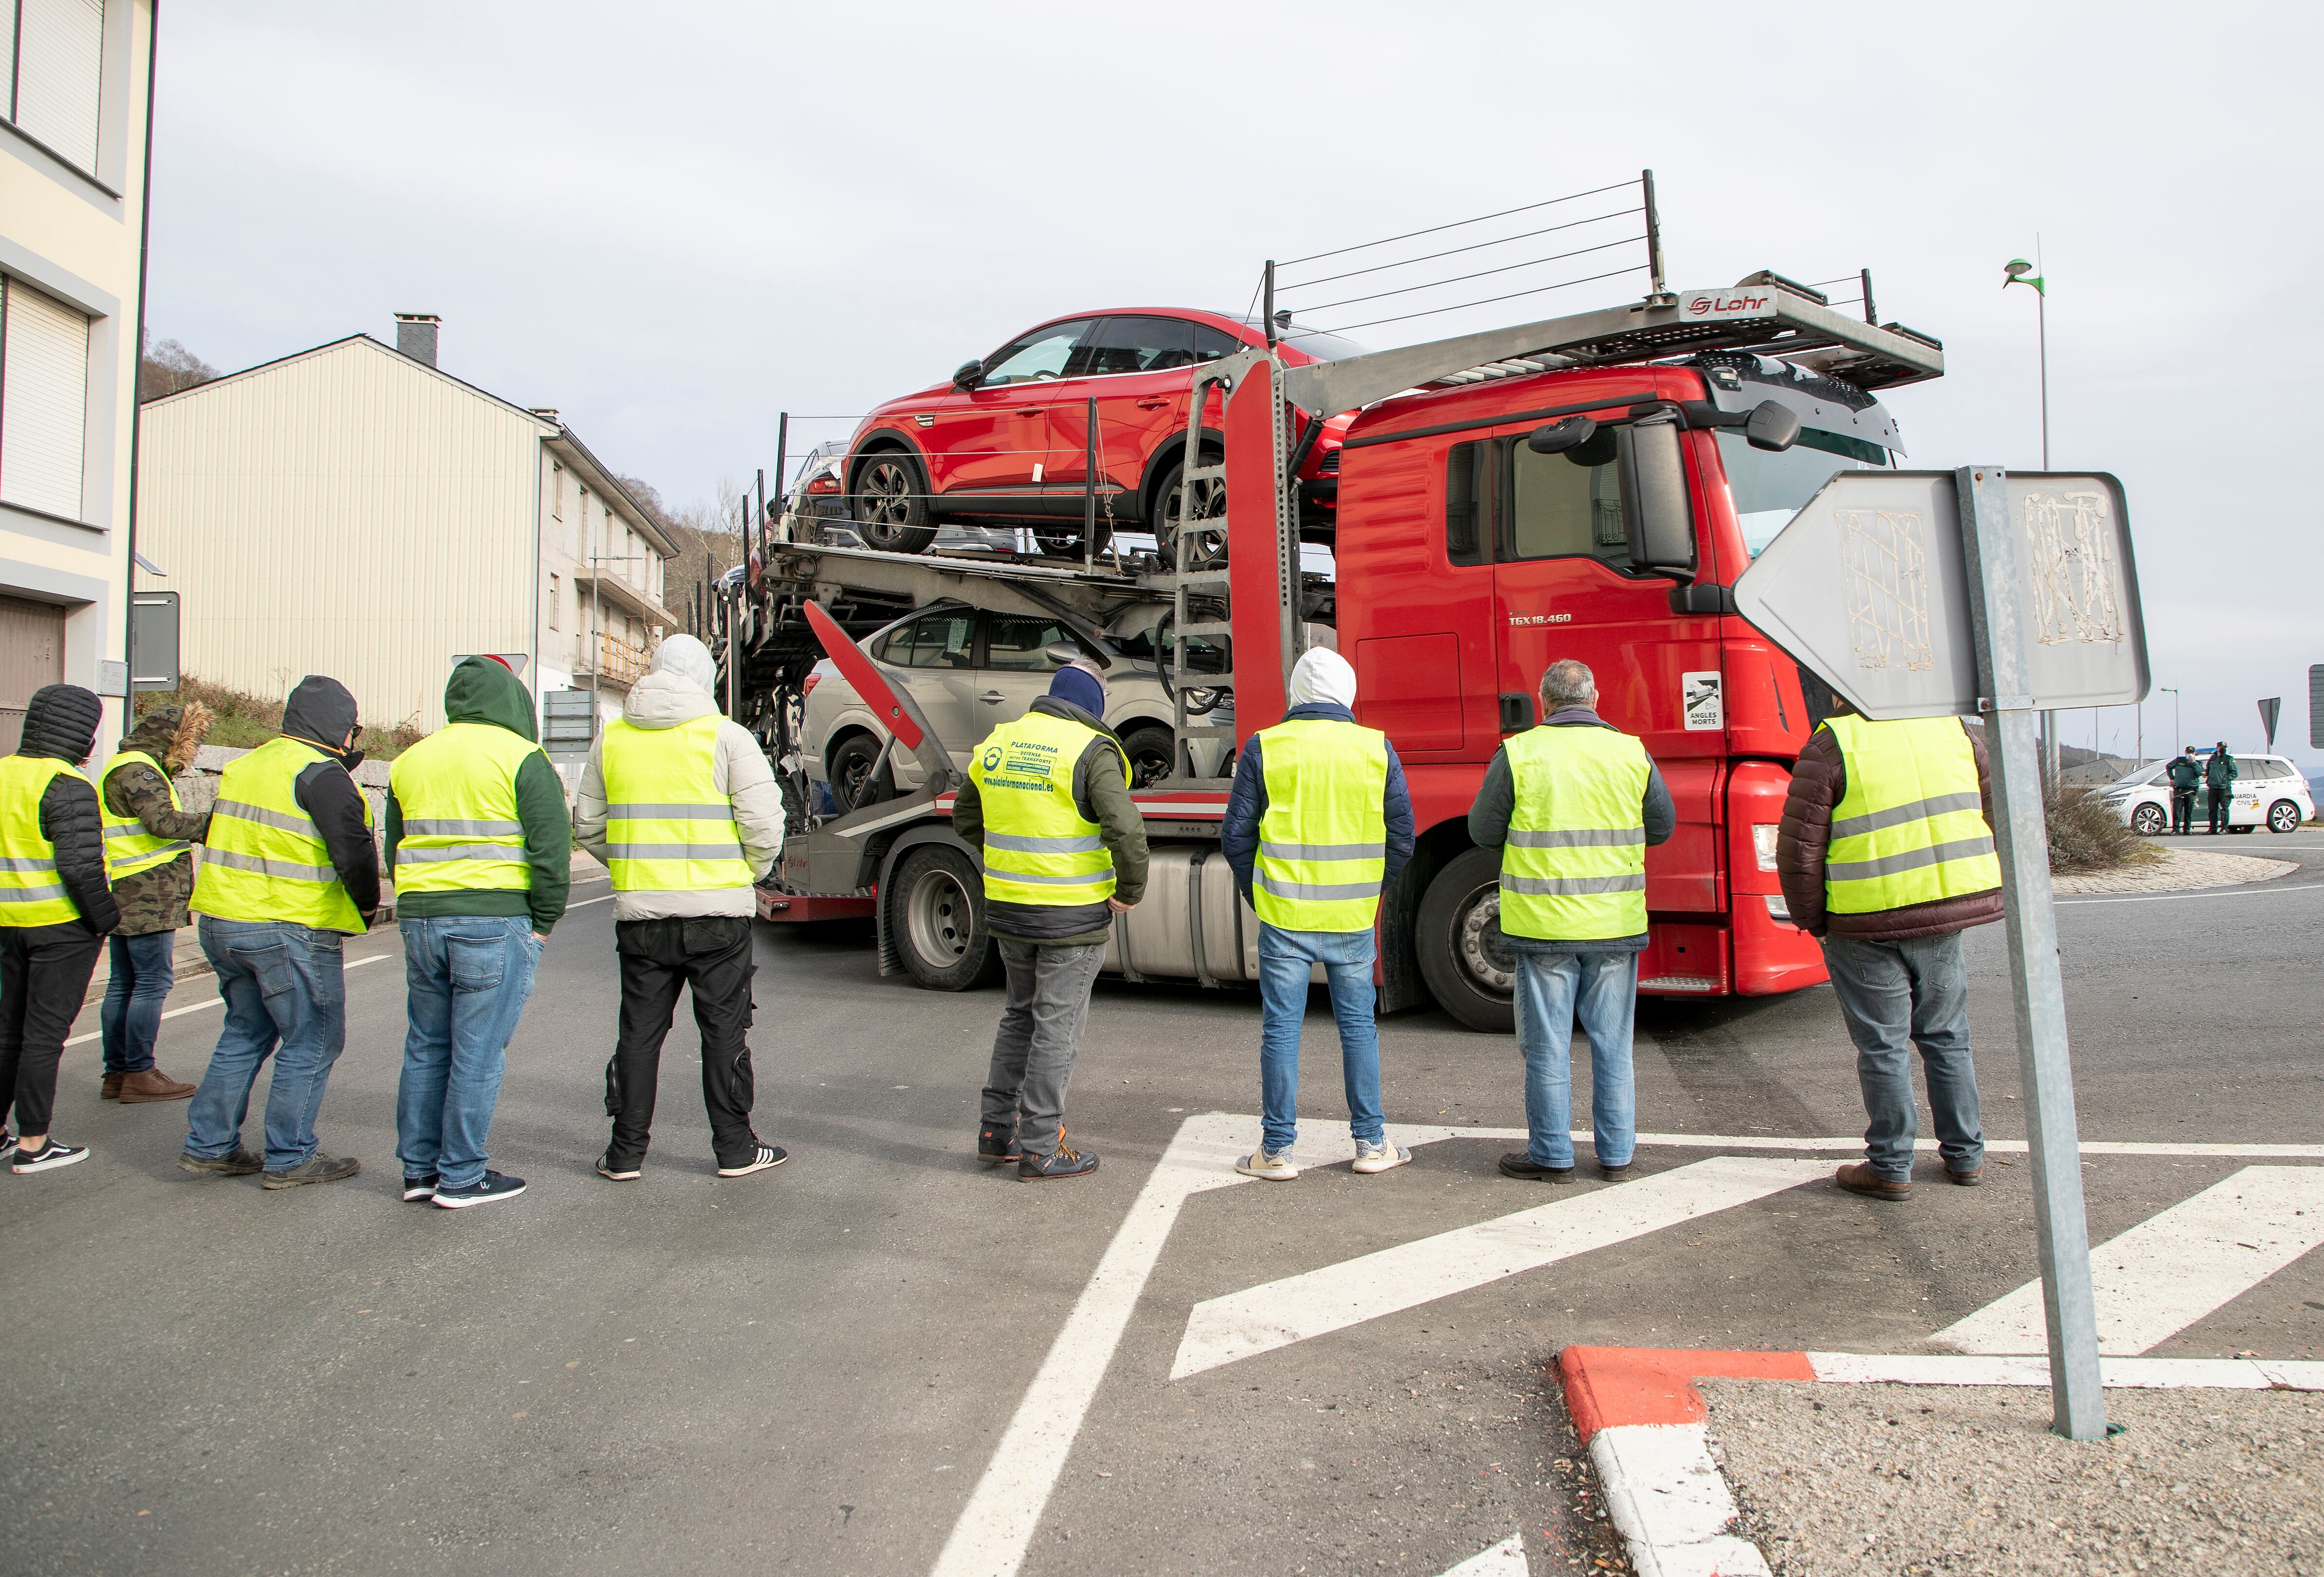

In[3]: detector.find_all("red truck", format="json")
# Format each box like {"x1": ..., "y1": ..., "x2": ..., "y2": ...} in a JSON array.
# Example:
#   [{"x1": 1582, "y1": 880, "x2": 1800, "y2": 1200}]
[{"x1": 745, "y1": 272, "x2": 1943, "y2": 1030}]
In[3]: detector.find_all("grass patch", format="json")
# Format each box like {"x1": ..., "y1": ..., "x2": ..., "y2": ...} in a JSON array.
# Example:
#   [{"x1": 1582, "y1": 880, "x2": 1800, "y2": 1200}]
[
  {"x1": 2046, "y1": 782, "x2": 2163, "y2": 873},
  {"x1": 136, "y1": 675, "x2": 426, "y2": 760}
]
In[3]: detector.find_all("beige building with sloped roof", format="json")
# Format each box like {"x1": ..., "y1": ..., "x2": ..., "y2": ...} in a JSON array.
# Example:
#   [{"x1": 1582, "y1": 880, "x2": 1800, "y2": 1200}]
[{"x1": 136, "y1": 322, "x2": 676, "y2": 737}]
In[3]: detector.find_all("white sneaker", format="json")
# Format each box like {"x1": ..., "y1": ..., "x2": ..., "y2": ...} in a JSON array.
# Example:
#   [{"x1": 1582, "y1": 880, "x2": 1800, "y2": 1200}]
[
  {"x1": 1351, "y1": 1140, "x2": 1412, "y2": 1174},
  {"x1": 1236, "y1": 1148, "x2": 1298, "y2": 1181}
]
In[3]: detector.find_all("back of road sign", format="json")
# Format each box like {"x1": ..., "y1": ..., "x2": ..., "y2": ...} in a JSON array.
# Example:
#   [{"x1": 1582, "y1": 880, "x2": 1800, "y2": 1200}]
[{"x1": 1733, "y1": 470, "x2": 2146, "y2": 722}]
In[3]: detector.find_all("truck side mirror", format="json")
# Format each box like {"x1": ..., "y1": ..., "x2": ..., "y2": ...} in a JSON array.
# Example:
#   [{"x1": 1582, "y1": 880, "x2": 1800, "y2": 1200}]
[
  {"x1": 953, "y1": 360, "x2": 984, "y2": 389},
  {"x1": 1743, "y1": 399, "x2": 1802, "y2": 452},
  {"x1": 1527, "y1": 415, "x2": 1596, "y2": 454},
  {"x1": 1618, "y1": 417, "x2": 1698, "y2": 582}
]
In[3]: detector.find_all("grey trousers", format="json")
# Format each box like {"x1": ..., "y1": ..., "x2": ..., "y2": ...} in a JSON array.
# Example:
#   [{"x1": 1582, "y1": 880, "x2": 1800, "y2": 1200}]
[
  {"x1": 1821, "y1": 930, "x2": 1985, "y2": 1182},
  {"x1": 981, "y1": 937, "x2": 1106, "y2": 1158}
]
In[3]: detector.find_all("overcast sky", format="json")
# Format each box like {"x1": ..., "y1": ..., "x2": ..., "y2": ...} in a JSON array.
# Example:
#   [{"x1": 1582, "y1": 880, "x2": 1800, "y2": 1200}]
[{"x1": 148, "y1": 1, "x2": 2324, "y2": 774}]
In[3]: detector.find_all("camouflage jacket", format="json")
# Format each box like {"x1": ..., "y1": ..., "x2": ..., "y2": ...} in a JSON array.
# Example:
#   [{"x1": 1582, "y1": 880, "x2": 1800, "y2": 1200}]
[{"x1": 100, "y1": 761, "x2": 211, "y2": 937}]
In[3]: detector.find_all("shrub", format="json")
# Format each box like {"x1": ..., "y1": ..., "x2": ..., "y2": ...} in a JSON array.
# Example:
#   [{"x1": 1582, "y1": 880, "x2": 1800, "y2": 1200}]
[
  {"x1": 2046, "y1": 783, "x2": 2160, "y2": 873},
  {"x1": 135, "y1": 675, "x2": 426, "y2": 760}
]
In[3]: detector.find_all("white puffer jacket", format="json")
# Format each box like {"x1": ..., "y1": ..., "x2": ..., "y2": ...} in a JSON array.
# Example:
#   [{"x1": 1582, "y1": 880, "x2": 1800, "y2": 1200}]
[{"x1": 574, "y1": 637, "x2": 785, "y2": 921}]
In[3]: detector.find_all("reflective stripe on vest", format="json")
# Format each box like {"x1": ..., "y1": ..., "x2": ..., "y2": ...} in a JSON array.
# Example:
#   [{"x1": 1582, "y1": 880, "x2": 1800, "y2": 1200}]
[
  {"x1": 191, "y1": 735, "x2": 372, "y2": 933},
  {"x1": 1820, "y1": 714, "x2": 2001, "y2": 914},
  {"x1": 968, "y1": 710, "x2": 1123, "y2": 908},
  {"x1": 0, "y1": 755, "x2": 87, "y2": 927},
  {"x1": 1252, "y1": 717, "x2": 1388, "y2": 933},
  {"x1": 389, "y1": 722, "x2": 543, "y2": 895},
  {"x1": 1498, "y1": 724, "x2": 1651, "y2": 941},
  {"x1": 600, "y1": 715, "x2": 752, "y2": 893},
  {"x1": 100, "y1": 748, "x2": 192, "y2": 880}
]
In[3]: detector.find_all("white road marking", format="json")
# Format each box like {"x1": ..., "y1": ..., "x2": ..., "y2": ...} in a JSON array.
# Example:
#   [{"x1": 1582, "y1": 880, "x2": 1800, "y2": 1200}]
[
  {"x1": 566, "y1": 893, "x2": 614, "y2": 909},
  {"x1": 1930, "y1": 1165, "x2": 2324, "y2": 1355},
  {"x1": 2057, "y1": 880, "x2": 2324, "y2": 906},
  {"x1": 1434, "y1": 1532, "x2": 1529, "y2": 1576},
  {"x1": 1806, "y1": 1352, "x2": 2324, "y2": 1390},
  {"x1": 1171, "y1": 1155, "x2": 1832, "y2": 1379},
  {"x1": 64, "y1": 951, "x2": 394, "y2": 1048}
]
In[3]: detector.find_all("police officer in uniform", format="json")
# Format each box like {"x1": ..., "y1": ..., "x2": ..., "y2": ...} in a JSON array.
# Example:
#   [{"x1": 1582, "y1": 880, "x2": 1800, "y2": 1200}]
[
  {"x1": 2204, "y1": 741, "x2": 2237, "y2": 834},
  {"x1": 1471, "y1": 659, "x2": 1674, "y2": 1183},
  {"x1": 1777, "y1": 698, "x2": 2004, "y2": 1199},
  {"x1": 954, "y1": 659, "x2": 1147, "y2": 1181},
  {"x1": 385, "y1": 657, "x2": 571, "y2": 1207},
  {"x1": 180, "y1": 676, "x2": 380, "y2": 1189},
  {"x1": 2166, "y1": 749, "x2": 2200, "y2": 835}
]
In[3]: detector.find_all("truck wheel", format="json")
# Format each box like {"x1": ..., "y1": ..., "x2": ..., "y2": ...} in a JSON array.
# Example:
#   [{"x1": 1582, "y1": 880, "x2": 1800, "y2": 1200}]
[
  {"x1": 1120, "y1": 724, "x2": 1176, "y2": 788},
  {"x1": 828, "y1": 734, "x2": 892, "y2": 809},
  {"x1": 2130, "y1": 802, "x2": 2166, "y2": 835},
  {"x1": 1152, "y1": 459, "x2": 1227, "y2": 569},
  {"x1": 888, "y1": 845, "x2": 1000, "y2": 990},
  {"x1": 1415, "y1": 846, "x2": 1516, "y2": 1034},
  {"x1": 2268, "y1": 799, "x2": 2302, "y2": 833},
  {"x1": 852, "y1": 452, "x2": 937, "y2": 554}
]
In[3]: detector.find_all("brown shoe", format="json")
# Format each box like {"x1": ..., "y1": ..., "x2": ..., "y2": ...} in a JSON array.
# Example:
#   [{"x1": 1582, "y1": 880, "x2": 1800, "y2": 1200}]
[
  {"x1": 1946, "y1": 1166, "x2": 1984, "y2": 1187},
  {"x1": 117, "y1": 1067, "x2": 197, "y2": 1103},
  {"x1": 100, "y1": 1071, "x2": 125, "y2": 1100},
  {"x1": 1835, "y1": 1161, "x2": 1912, "y2": 1201}
]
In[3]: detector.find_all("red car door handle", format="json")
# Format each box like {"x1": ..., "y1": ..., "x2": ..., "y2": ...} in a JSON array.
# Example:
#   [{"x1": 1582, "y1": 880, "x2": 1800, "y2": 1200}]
[
  {"x1": 1015, "y1": 408, "x2": 1042, "y2": 416},
  {"x1": 1136, "y1": 398, "x2": 1168, "y2": 409}
]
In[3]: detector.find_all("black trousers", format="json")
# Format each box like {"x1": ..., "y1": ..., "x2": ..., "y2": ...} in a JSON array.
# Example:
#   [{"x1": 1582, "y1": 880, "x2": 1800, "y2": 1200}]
[
  {"x1": 0, "y1": 926, "x2": 104, "y2": 1137},
  {"x1": 2171, "y1": 789, "x2": 2195, "y2": 835},
  {"x1": 604, "y1": 917, "x2": 758, "y2": 1169},
  {"x1": 2208, "y1": 786, "x2": 2232, "y2": 833}
]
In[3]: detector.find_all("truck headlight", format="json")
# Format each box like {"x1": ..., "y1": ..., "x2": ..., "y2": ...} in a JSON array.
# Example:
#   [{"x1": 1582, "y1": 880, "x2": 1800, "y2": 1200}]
[{"x1": 1752, "y1": 824, "x2": 1780, "y2": 872}]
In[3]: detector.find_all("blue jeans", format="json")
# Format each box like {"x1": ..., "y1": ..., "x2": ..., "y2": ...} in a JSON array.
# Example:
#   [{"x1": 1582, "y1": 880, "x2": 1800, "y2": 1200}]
[
  {"x1": 396, "y1": 917, "x2": 543, "y2": 1188},
  {"x1": 1256, "y1": 924, "x2": 1384, "y2": 1153},
  {"x1": 1515, "y1": 950, "x2": 1638, "y2": 1168},
  {"x1": 185, "y1": 918, "x2": 348, "y2": 1172},
  {"x1": 100, "y1": 929, "x2": 177, "y2": 1073},
  {"x1": 1821, "y1": 931, "x2": 1983, "y2": 1182}
]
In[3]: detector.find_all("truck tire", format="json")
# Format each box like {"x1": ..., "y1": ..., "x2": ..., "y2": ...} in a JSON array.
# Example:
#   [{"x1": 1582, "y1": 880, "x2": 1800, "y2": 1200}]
[
  {"x1": 828, "y1": 733, "x2": 893, "y2": 809},
  {"x1": 1119, "y1": 724, "x2": 1176, "y2": 788},
  {"x1": 1415, "y1": 846, "x2": 1516, "y2": 1034},
  {"x1": 888, "y1": 844, "x2": 1000, "y2": 990},
  {"x1": 852, "y1": 451, "x2": 938, "y2": 554}
]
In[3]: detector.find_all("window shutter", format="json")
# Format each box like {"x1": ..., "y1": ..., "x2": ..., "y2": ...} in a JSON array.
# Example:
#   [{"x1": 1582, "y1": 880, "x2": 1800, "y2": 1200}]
[
  {"x1": 0, "y1": 279, "x2": 93, "y2": 521},
  {"x1": 13, "y1": 0, "x2": 107, "y2": 175}
]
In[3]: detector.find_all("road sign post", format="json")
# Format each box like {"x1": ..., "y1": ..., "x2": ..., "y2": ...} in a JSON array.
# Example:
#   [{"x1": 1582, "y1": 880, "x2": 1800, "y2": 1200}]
[{"x1": 1734, "y1": 465, "x2": 2145, "y2": 1442}]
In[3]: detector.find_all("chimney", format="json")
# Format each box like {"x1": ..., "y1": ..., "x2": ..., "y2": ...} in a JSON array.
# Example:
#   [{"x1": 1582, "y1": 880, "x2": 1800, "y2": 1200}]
[
  {"x1": 394, "y1": 313, "x2": 440, "y2": 367},
  {"x1": 528, "y1": 408, "x2": 561, "y2": 426}
]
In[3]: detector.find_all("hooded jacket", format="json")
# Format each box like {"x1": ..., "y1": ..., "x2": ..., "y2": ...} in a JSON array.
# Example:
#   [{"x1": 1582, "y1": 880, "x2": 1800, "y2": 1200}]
[
  {"x1": 1221, "y1": 700, "x2": 1416, "y2": 913},
  {"x1": 952, "y1": 694, "x2": 1150, "y2": 945},
  {"x1": 383, "y1": 658, "x2": 573, "y2": 934},
  {"x1": 261, "y1": 675, "x2": 384, "y2": 927},
  {"x1": 11, "y1": 683, "x2": 118, "y2": 938},
  {"x1": 573, "y1": 637, "x2": 786, "y2": 921},
  {"x1": 101, "y1": 704, "x2": 215, "y2": 936}
]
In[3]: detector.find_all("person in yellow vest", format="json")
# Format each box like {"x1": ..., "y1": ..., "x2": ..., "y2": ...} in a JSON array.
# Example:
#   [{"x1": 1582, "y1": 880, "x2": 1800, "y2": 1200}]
[
  {"x1": 0, "y1": 684, "x2": 120, "y2": 1174},
  {"x1": 384, "y1": 658, "x2": 571, "y2": 1208},
  {"x1": 1470, "y1": 659, "x2": 1674, "y2": 1184},
  {"x1": 1219, "y1": 647, "x2": 1415, "y2": 1180},
  {"x1": 575, "y1": 635, "x2": 787, "y2": 1181},
  {"x1": 953, "y1": 658, "x2": 1148, "y2": 1181},
  {"x1": 1777, "y1": 696, "x2": 2002, "y2": 1200},
  {"x1": 180, "y1": 676, "x2": 381, "y2": 1189},
  {"x1": 94, "y1": 700, "x2": 215, "y2": 1103}
]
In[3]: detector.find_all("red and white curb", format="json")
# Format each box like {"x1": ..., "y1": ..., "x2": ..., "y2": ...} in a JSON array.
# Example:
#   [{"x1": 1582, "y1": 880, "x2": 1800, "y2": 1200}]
[{"x1": 1556, "y1": 1346, "x2": 2324, "y2": 1577}]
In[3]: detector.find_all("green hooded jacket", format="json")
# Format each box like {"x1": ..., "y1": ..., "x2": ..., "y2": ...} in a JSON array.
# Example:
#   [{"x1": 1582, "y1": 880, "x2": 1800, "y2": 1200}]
[{"x1": 383, "y1": 658, "x2": 573, "y2": 933}]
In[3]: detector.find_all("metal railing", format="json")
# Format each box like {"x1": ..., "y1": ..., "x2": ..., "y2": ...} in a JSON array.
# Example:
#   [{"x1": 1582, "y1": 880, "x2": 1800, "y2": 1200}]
[{"x1": 579, "y1": 631, "x2": 650, "y2": 686}]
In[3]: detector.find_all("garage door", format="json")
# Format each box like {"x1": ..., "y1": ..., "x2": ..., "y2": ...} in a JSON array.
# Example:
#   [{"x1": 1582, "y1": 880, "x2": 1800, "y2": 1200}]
[{"x1": 0, "y1": 594, "x2": 66, "y2": 754}]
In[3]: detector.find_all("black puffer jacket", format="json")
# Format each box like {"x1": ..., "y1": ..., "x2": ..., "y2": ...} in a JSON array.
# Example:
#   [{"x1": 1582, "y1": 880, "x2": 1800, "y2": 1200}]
[{"x1": 19, "y1": 684, "x2": 119, "y2": 937}]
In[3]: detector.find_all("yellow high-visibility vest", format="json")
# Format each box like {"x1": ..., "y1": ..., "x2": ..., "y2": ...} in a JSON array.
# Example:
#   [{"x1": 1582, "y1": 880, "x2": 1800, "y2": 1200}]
[
  {"x1": 601, "y1": 715, "x2": 752, "y2": 892},
  {"x1": 1820, "y1": 715, "x2": 2000, "y2": 913},
  {"x1": 1252, "y1": 717, "x2": 1388, "y2": 933},
  {"x1": 1498, "y1": 724, "x2": 1651, "y2": 941},
  {"x1": 192, "y1": 736, "x2": 374, "y2": 933},
  {"x1": 99, "y1": 748, "x2": 192, "y2": 881},
  {"x1": 0, "y1": 755, "x2": 91, "y2": 928},
  {"x1": 969, "y1": 710, "x2": 1124, "y2": 908},
  {"x1": 390, "y1": 723, "x2": 543, "y2": 895}
]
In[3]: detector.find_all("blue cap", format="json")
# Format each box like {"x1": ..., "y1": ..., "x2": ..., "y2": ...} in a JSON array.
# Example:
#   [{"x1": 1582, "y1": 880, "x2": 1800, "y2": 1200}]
[{"x1": 1048, "y1": 664, "x2": 1105, "y2": 717}]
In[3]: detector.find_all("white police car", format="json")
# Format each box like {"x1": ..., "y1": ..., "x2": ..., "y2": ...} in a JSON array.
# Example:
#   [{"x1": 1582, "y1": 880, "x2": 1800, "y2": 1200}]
[{"x1": 2101, "y1": 753, "x2": 2314, "y2": 835}]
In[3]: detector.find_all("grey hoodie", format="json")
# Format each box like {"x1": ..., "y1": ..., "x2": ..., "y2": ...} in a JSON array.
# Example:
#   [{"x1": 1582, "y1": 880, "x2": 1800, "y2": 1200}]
[{"x1": 573, "y1": 636, "x2": 786, "y2": 921}]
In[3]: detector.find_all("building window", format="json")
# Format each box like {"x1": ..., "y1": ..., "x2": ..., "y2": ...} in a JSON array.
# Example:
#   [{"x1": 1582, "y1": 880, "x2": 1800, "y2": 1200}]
[
  {"x1": 6, "y1": 0, "x2": 107, "y2": 176},
  {"x1": 548, "y1": 573, "x2": 561, "y2": 631},
  {"x1": 550, "y1": 463, "x2": 562, "y2": 519},
  {"x1": 0, "y1": 276, "x2": 92, "y2": 522}
]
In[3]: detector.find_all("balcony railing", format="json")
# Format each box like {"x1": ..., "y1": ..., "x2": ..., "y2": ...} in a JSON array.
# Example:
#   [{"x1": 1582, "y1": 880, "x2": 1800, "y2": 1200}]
[{"x1": 578, "y1": 631, "x2": 650, "y2": 686}]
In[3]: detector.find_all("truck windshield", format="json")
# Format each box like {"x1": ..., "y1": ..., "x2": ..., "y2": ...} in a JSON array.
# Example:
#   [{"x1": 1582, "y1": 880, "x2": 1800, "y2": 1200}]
[{"x1": 1720, "y1": 429, "x2": 1888, "y2": 557}]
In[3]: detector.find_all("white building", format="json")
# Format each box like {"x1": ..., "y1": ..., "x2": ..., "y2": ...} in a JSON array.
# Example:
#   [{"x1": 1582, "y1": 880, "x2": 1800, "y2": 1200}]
[
  {"x1": 0, "y1": 0, "x2": 156, "y2": 752},
  {"x1": 136, "y1": 319, "x2": 676, "y2": 737}
]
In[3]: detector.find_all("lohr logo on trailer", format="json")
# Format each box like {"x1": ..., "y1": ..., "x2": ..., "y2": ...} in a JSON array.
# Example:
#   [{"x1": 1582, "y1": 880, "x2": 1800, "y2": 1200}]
[{"x1": 1681, "y1": 289, "x2": 1775, "y2": 319}]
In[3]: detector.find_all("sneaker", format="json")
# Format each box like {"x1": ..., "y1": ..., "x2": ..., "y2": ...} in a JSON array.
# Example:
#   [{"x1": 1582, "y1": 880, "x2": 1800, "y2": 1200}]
[
  {"x1": 261, "y1": 1153, "x2": 361, "y2": 1190},
  {"x1": 402, "y1": 1174, "x2": 439, "y2": 1202},
  {"x1": 716, "y1": 1144, "x2": 788, "y2": 1178},
  {"x1": 1019, "y1": 1144, "x2": 1099, "y2": 1182},
  {"x1": 178, "y1": 1147, "x2": 265, "y2": 1176},
  {"x1": 978, "y1": 1122, "x2": 1022, "y2": 1166},
  {"x1": 1351, "y1": 1140, "x2": 1412, "y2": 1175},
  {"x1": 1499, "y1": 1152, "x2": 1575, "y2": 1183},
  {"x1": 0, "y1": 1131, "x2": 15, "y2": 1164},
  {"x1": 433, "y1": 1170, "x2": 526, "y2": 1209},
  {"x1": 1236, "y1": 1148, "x2": 1298, "y2": 1181},
  {"x1": 595, "y1": 1153, "x2": 641, "y2": 1182},
  {"x1": 11, "y1": 1139, "x2": 89, "y2": 1174}
]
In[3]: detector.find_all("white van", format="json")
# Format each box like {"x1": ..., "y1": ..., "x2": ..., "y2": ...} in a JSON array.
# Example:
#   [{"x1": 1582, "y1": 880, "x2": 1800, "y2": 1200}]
[{"x1": 2100, "y1": 753, "x2": 2314, "y2": 835}]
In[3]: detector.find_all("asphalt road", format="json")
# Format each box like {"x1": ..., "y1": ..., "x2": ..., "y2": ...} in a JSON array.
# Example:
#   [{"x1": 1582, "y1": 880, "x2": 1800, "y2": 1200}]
[{"x1": 4, "y1": 832, "x2": 2319, "y2": 1577}]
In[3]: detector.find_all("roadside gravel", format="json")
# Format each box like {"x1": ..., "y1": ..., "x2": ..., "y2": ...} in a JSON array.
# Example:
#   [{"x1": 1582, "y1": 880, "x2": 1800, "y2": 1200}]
[
  {"x1": 1700, "y1": 1380, "x2": 2323, "y2": 1576},
  {"x1": 2051, "y1": 846, "x2": 2295, "y2": 895}
]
